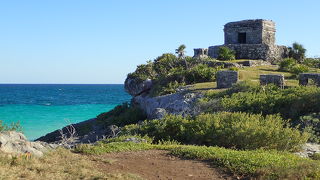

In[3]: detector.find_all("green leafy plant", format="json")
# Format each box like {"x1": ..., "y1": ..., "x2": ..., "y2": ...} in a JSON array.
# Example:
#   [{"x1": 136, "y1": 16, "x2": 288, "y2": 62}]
[
  {"x1": 299, "y1": 113, "x2": 320, "y2": 143},
  {"x1": 96, "y1": 103, "x2": 146, "y2": 127},
  {"x1": 0, "y1": 120, "x2": 22, "y2": 132},
  {"x1": 279, "y1": 58, "x2": 297, "y2": 71},
  {"x1": 123, "y1": 112, "x2": 308, "y2": 151},
  {"x1": 217, "y1": 46, "x2": 235, "y2": 61},
  {"x1": 289, "y1": 42, "x2": 306, "y2": 63},
  {"x1": 218, "y1": 85, "x2": 320, "y2": 120}
]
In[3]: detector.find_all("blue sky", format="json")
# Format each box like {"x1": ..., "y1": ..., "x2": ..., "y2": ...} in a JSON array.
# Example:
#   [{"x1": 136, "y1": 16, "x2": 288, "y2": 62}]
[{"x1": 0, "y1": 0, "x2": 319, "y2": 84}]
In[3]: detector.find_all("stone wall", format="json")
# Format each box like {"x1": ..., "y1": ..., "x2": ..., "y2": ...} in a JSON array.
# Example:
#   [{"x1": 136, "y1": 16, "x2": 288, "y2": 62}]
[
  {"x1": 208, "y1": 44, "x2": 288, "y2": 63},
  {"x1": 299, "y1": 73, "x2": 320, "y2": 86},
  {"x1": 196, "y1": 19, "x2": 288, "y2": 63},
  {"x1": 216, "y1": 70, "x2": 238, "y2": 88},
  {"x1": 193, "y1": 48, "x2": 208, "y2": 59},
  {"x1": 260, "y1": 74, "x2": 285, "y2": 87},
  {"x1": 224, "y1": 19, "x2": 275, "y2": 46}
]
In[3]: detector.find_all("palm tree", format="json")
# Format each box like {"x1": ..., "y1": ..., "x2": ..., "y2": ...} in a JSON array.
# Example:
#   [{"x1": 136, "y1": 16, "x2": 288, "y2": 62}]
[
  {"x1": 289, "y1": 42, "x2": 306, "y2": 63},
  {"x1": 175, "y1": 44, "x2": 188, "y2": 69}
]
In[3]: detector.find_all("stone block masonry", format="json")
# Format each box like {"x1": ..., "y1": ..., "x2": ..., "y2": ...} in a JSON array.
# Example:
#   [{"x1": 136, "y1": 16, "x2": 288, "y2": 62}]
[
  {"x1": 299, "y1": 73, "x2": 320, "y2": 86},
  {"x1": 193, "y1": 48, "x2": 208, "y2": 59},
  {"x1": 216, "y1": 71, "x2": 238, "y2": 88},
  {"x1": 260, "y1": 74, "x2": 285, "y2": 88},
  {"x1": 196, "y1": 19, "x2": 289, "y2": 63}
]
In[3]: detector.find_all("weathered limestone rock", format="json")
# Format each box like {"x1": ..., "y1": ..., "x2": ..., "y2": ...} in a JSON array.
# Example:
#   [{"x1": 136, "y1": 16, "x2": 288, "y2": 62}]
[
  {"x1": 37, "y1": 118, "x2": 122, "y2": 145},
  {"x1": 299, "y1": 73, "x2": 320, "y2": 86},
  {"x1": 205, "y1": 61, "x2": 242, "y2": 68},
  {"x1": 151, "y1": 108, "x2": 167, "y2": 119},
  {"x1": 133, "y1": 92, "x2": 202, "y2": 119},
  {"x1": 237, "y1": 60, "x2": 271, "y2": 67},
  {"x1": 216, "y1": 70, "x2": 238, "y2": 89},
  {"x1": 193, "y1": 48, "x2": 208, "y2": 59},
  {"x1": 260, "y1": 74, "x2": 285, "y2": 87},
  {"x1": 294, "y1": 143, "x2": 320, "y2": 158},
  {"x1": 124, "y1": 77, "x2": 153, "y2": 96},
  {"x1": 0, "y1": 131, "x2": 57, "y2": 157},
  {"x1": 123, "y1": 137, "x2": 147, "y2": 143}
]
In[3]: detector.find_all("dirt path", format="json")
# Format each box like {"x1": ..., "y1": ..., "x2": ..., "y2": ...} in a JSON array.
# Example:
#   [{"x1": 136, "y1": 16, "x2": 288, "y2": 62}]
[{"x1": 91, "y1": 150, "x2": 232, "y2": 180}]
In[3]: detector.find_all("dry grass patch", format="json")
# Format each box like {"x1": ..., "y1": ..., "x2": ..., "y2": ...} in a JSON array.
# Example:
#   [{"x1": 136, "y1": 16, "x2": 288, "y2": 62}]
[{"x1": 0, "y1": 148, "x2": 142, "y2": 180}]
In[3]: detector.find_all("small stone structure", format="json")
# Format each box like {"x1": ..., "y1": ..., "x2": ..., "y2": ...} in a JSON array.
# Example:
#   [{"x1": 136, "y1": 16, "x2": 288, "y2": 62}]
[
  {"x1": 260, "y1": 74, "x2": 285, "y2": 87},
  {"x1": 193, "y1": 48, "x2": 208, "y2": 59},
  {"x1": 195, "y1": 19, "x2": 289, "y2": 63},
  {"x1": 216, "y1": 70, "x2": 238, "y2": 88},
  {"x1": 299, "y1": 73, "x2": 320, "y2": 86}
]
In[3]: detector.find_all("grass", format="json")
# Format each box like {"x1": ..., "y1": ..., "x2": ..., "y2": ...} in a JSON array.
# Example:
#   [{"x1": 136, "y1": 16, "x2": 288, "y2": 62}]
[
  {"x1": 0, "y1": 148, "x2": 142, "y2": 180},
  {"x1": 74, "y1": 138, "x2": 320, "y2": 180},
  {"x1": 186, "y1": 65, "x2": 320, "y2": 93}
]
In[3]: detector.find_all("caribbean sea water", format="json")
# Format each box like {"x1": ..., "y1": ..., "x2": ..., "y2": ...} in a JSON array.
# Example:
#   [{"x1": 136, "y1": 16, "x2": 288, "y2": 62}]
[{"x1": 0, "y1": 84, "x2": 131, "y2": 140}]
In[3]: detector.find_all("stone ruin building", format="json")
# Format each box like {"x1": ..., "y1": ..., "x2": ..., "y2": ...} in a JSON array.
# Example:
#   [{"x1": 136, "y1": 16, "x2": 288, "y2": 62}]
[{"x1": 194, "y1": 19, "x2": 289, "y2": 63}]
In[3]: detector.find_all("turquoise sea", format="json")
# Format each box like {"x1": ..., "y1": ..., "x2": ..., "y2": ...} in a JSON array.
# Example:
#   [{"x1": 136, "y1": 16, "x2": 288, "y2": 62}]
[{"x1": 0, "y1": 84, "x2": 131, "y2": 140}]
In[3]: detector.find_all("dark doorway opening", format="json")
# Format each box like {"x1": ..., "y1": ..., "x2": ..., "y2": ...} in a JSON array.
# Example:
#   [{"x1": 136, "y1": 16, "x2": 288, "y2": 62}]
[{"x1": 238, "y1": 32, "x2": 246, "y2": 44}]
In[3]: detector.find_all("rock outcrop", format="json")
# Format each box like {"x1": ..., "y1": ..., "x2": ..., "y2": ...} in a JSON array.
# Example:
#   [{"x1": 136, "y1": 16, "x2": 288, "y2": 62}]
[
  {"x1": 0, "y1": 131, "x2": 58, "y2": 157},
  {"x1": 124, "y1": 77, "x2": 153, "y2": 96},
  {"x1": 133, "y1": 91, "x2": 202, "y2": 119},
  {"x1": 37, "y1": 118, "x2": 120, "y2": 145},
  {"x1": 294, "y1": 143, "x2": 320, "y2": 158}
]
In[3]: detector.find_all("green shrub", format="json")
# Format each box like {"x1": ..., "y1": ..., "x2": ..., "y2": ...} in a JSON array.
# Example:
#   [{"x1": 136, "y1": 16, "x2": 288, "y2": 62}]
[
  {"x1": 311, "y1": 153, "x2": 320, "y2": 160},
  {"x1": 279, "y1": 58, "x2": 296, "y2": 71},
  {"x1": 171, "y1": 146, "x2": 320, "y2": 179},
  {"x1": 153, "y1": 53, "x2": 179, "y2": 76},
  {"x1": 228, "y1": 66, "x2": 239, "y2": 71},
  {"x1": 288, "y1": 42, "x2": 306, "y2": 63},
  {"x1": 184, "y1": 64, "x2": 220, "y2": 84},
  {"x1": 299, "y1": 113, "x2": 320, "y2": 143},
  {"x1": 205, "y1": 81, "x2": 260, "y2": 99},
  {"x1": 217, "y1": 46, "x2": 235, "y2": 61},
  {"x1": 303, "y1": 58, "x2": 320, "y2": 68},
  {"x1": 123, "y1": 112, "x2": 308, "y2": 151},
  {"x1": 150, "y1": 64, "x2": 220, "y2": 96},
  {"x1": 0, "y1": 120, "x2": 22, "y2": 132},
  {"x1": 290, "y1": 64, "x2": 309, "y2": 75},
  {"x1": 278, "y1": 58, "x2": 309, "y2": 75},
  {"x1": 127, "y1": 61, "x2": 155, "y2": 81},
  {"x1": 219, "y1": 85, "x2": 320, "y2": 120},
  {"x1": 96, "y1": 103, "x2": 146, "y2": 127}
]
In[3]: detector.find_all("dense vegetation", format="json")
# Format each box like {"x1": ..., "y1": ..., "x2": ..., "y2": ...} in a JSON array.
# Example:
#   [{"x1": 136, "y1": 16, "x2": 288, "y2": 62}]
[
  {"x1": 127, "y1": 45, "x2": 234, "y2": 96},
  {"x1": 279, "y1": 58, "x2": 309, "y2": 75},
  {"x1": 96, "y1": 102, "x2": 146, "y2": 127},
  {"x1": 217, "y1": 46, "x2": 235, "y2": 60},
  {"x1": 123, "y1": 112, "x2": 308, "y2": 151}
]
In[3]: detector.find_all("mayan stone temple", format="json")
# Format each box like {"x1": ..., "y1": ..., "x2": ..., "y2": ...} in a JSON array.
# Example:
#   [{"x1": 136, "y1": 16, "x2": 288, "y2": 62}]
[{"x1": 194, "y1": 19, "x2": 289, "y2": 63}]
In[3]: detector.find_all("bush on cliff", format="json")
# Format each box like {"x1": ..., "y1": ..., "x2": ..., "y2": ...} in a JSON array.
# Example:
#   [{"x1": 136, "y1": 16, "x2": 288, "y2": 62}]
[
  {"x1": 150, "y1": 64, "x2": 221, "y2": 96},
  {"x1": 201, "y1": 82, "x2": 320, "y2": 121},
  {"x1": 0, "y1": 120, "x2": 22, "y2": 132},
  {"x1": 123, "y1": 112, "x2": 308, "y2": 151},
  {"x1": 96, "y1": 103, "x2": 146, "y2": 127},
  {"x1": 127, "y1": 48, "x2": 224, "y2": 96},
  {"x1": 303, "y1": 58, "x2": 320, "y2": 68},
  {"x1": 299, "y1": 113, "x2": 320, "y2": 143},
  {"x1": 288, "y1": 42, "x2": 306, "y2": 63},
  {"x1": 219, "y1": 85, "x2": 320, "y2": 121},
  {"x1": 217, "y1": 46, "x2": 235, "y2": 61},
  {"x1": 278, "y1": 58, "x2": 309, "y2": 75}
]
